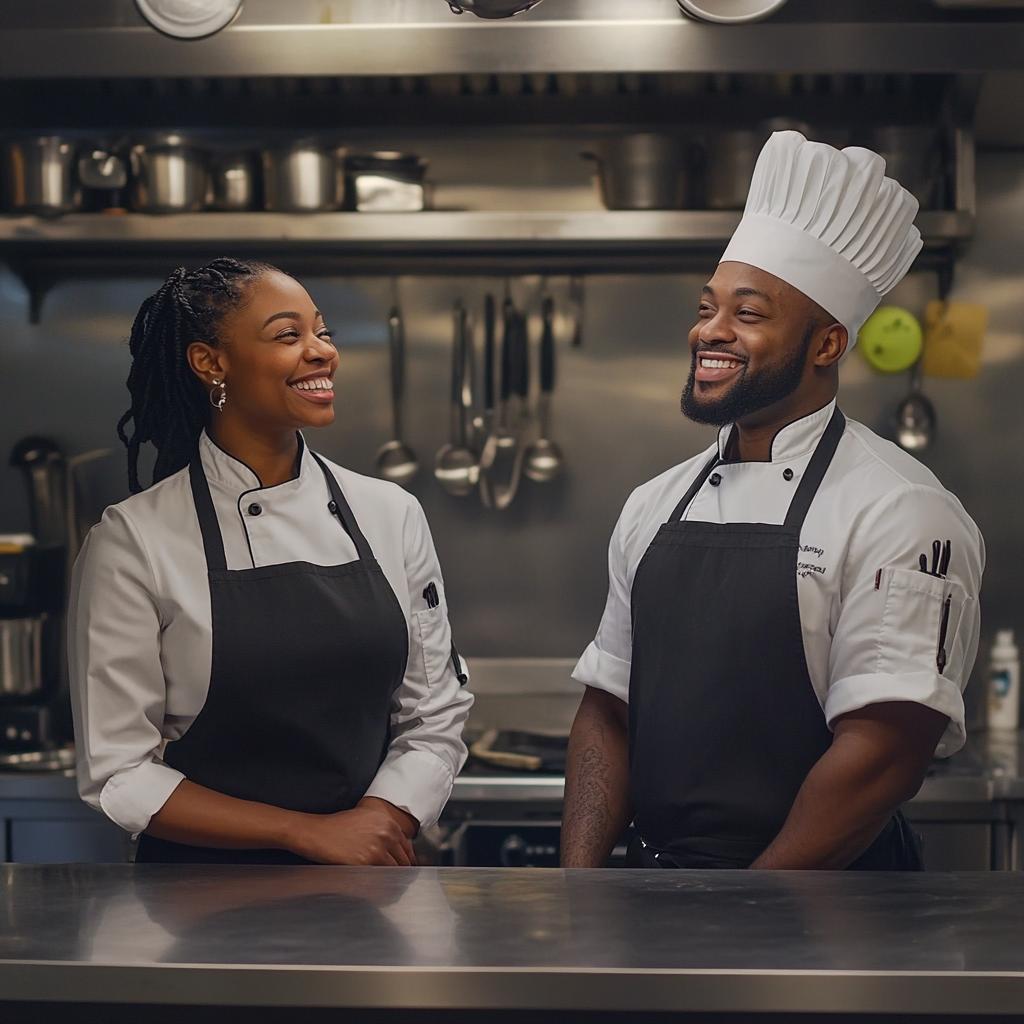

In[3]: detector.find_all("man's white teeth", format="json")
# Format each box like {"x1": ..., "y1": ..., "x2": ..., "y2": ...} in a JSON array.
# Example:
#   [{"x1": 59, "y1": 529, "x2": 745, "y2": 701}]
[
  {"x1": 701, "y1": 358, "x2": 740, "y2": 369},
  {"x1": 292, "y1": 378, "x2": 333, "y2": 391}
]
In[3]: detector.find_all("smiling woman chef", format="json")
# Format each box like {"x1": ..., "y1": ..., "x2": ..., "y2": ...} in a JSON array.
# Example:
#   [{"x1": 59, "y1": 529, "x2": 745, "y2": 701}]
[
  {"x1": 69, "y1": 258, "x2": 472, "y2": 864},
  {"x1": 562, "y1": 133, "x2": 984, "y2": 871}
]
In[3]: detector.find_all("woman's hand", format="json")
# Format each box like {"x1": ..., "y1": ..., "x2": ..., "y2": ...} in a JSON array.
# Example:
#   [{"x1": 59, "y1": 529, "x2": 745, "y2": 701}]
[
  {"x1": 289, "y1": 802, "x2": 418, "y2": 866},
  {"x1": 146, "y1": 780, "x2": 419, "y2": 866}
]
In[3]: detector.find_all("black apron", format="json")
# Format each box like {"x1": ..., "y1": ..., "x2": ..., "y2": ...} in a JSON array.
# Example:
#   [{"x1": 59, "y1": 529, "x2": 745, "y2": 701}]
[
  {"x1": 136, "y1": 450, "x2": 409, "y2": 865},
  {"x1": 626, "y1": 408, "x2": 922, "y2": 871}
]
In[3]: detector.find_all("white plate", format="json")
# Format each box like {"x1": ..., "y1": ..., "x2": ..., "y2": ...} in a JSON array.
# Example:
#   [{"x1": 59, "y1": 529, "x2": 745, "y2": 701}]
[
  {"x1": 135, "y1": 0, "x2": 244, "y2": 40},
  {"x1": 677, "y1": 0, "x2": 788, "y2": 24}
]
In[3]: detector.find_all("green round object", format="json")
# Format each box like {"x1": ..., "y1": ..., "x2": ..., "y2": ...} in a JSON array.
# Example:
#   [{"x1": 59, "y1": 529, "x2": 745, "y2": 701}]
[{"x1": 858, "y1": 306, "x2": 923, "y2": 374}]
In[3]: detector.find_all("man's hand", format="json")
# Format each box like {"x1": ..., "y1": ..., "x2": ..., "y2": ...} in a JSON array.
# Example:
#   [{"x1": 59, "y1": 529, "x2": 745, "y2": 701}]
[
  {"x1": 289, "y1": 802, "x2": 417, "y2": 866},
  {"x1": 751, "y1": 701, "x2": 949, "y2": 869},
  {"x1": 561, "y1": 686, "x2": 634, "y2": 868}
]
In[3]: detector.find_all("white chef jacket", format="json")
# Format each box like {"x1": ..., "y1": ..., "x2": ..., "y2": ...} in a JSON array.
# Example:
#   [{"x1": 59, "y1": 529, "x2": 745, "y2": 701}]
[
  {"x1": 573, "y1": 401, "x2": 984, "y2": 758},
  {"x1": 69, "y1": 431, "x2": 473, "y2": 836}
]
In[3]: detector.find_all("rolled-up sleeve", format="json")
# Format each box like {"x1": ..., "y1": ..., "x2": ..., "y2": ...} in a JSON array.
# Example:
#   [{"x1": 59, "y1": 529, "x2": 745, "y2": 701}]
[
  {"x1": 825, "y1": 484, "x2": 984, "y2": 757},
  {"x1": 68, "y1": 509, "x2": 184, "y2": 835},
  {"x1": 363, "y1": 498, "x2": 473, "y2": 830},
  {"x1": 572, "y1": 496, "x2": 635, "y2": 703}
]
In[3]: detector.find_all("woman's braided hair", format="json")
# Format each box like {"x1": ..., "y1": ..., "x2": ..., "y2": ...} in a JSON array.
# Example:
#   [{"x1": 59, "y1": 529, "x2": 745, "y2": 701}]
[{"x1": 117, "y1": 257, "x2": 279, "y2": 493}]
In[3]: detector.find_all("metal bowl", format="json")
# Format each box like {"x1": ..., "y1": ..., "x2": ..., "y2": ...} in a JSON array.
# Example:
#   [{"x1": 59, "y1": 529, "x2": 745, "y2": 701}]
[
  {"x1": 446, "y1": 0, "x2": 545, "y2": 17},
  {"x1": 677, "y1": 0, "x2": 788, "y2": 24}
]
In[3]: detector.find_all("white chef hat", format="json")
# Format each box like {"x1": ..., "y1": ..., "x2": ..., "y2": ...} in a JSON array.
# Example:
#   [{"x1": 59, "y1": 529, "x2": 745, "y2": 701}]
[{"x1": 719, "y1": 131, "x2": 923, "y2": 343}]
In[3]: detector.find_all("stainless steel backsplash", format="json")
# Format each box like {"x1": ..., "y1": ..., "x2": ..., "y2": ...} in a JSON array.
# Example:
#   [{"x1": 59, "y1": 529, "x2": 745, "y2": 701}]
[{"x1": 1, "y1": 154, "x2": 1021, "y2": 731}]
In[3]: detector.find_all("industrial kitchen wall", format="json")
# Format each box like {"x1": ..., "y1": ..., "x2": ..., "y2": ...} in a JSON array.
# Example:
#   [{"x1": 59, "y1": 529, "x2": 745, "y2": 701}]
[{"x1": 0, "y1": 152, "x2": 1020, "y2": 732}]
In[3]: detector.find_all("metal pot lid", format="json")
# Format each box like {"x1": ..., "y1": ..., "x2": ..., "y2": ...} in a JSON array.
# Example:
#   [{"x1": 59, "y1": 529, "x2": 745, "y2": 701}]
[
  {"x1": 677, "y1": 0, "x2": 788, "y2": 24},
  {"x1": 135, "y1": 0, "x2": 244, "y2": 40},
  {"x1": 446, "y1": 0, "x2": 545, "y2": 18}
]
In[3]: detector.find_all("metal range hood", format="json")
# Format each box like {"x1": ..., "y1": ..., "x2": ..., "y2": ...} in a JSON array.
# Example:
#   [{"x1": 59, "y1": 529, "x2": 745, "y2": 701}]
[{"x1": 1, "y1": 0, "x2": 1024, "y2": 77}]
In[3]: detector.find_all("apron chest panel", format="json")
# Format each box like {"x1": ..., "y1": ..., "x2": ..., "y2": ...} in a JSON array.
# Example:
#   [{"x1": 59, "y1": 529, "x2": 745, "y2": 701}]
[
  {"x1": 626, "y1": 409, "x2": 922, "y2": 871},
  {"x1": 138, "y1": 451, "x2": 409, "y2": 864}
]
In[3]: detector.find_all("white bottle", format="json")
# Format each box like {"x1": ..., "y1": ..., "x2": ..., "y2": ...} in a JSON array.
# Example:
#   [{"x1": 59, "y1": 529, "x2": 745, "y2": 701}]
[{"x1": 987, "y1": 630, "x2": 1021, "y2": 731}]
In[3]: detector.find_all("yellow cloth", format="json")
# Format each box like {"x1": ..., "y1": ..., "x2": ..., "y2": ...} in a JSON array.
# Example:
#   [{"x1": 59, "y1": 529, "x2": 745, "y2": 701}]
[{"x1": 922, "y1": 301, "x2": 987, "y2": 379}]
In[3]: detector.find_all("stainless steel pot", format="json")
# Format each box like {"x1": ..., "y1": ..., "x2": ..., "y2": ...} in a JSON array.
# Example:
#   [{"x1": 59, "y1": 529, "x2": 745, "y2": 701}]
[
  {"x1": 582, "y1": 135, "x2": 689, "y2": 211},
  {"x1": 703, "y1": 130, "x2": 762, "y2": 210},
  {"x1": 129, "y1": 135, "x2": 210, "y2": 214},
  {"x1": 9, "y1": 437, "x2": 67, "y2": 548},
  {"x1": 871, "y1": 126, "x2": 939, "y2": 210},
  {"x1": 210, "y1": 152, "x2": 258, "y2": 211},
  {"x1": 0, "y1": 617, "x2": 43, "y2": 699},
  {"x1": 262, "y1": 143, "x2": 344, "y2": 212},
  {"x1": 3, "y1": 137, "x2": 81, "y2": 216}
]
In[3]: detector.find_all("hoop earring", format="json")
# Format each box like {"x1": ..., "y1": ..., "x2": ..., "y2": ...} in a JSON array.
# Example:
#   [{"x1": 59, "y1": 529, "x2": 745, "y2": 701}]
[{"x1": 210, "y1": 379, "x2": 227, "y2": 411}]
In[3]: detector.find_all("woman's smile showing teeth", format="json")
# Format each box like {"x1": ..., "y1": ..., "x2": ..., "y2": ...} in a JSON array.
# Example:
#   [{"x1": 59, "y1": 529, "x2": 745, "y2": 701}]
[
  {"x1": 695, "y1": 353, "x2": 745, "y2": 383},
  {"x1": 289, "y1": 375, "x2": 335, "y2": 403}
]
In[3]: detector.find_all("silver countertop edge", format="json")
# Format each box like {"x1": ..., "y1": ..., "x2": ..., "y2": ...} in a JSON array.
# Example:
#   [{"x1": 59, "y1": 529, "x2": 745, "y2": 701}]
[{"x1": 3, "y1": 962, "x2": 1024, "y2": 1013}]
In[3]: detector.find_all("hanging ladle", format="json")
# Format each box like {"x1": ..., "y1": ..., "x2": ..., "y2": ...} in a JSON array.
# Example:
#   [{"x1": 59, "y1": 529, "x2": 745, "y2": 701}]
[
  {"x1": 484, "y1": 293, "x2": 529, "y2": 509},
  {"x1": 524, "y1": 294, "x2": 564, "y2": 483},
  {"x1": 435, "y1": 300, "x2": 480, "y2": 497},
  {"x1": 895, "y1": 361, "x2": 936, "y2": 453},
  {"x1": 376, "y1": 295, "x2": 419, "y2": 485}
]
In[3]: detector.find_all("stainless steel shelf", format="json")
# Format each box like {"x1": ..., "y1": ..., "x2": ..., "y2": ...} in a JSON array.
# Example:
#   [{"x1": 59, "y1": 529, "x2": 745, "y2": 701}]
[
  {"x1": 0, "y1": 209, "x2": 973, "y2": 322},
  {"x1": 0, "y1": 210, "x2": 975, "y2": 246},
  {"x1": 3, "y1": 15, "x2": 1024, "y2": 77}
]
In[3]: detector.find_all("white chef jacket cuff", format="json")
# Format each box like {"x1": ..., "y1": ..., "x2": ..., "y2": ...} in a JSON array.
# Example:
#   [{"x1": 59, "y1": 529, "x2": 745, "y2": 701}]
[
  {"x1": 364, "y1": 749, "x2": 455, "y2": 831},
  {"x1": 98, "y1": 759, "x2": 186, "y2": 836},
  {"x1": 572, "y1": 642, "x2": 631, "y2": 703},
  {"x1": 824, "y1": 671, "x2": 966, "y2": 758}
]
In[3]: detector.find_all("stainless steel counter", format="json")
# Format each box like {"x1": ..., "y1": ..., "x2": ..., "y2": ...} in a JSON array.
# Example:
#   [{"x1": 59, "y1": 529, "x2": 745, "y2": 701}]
[{"x1": 3, "y1": 865, "x2": 1024, "y2": 1015}]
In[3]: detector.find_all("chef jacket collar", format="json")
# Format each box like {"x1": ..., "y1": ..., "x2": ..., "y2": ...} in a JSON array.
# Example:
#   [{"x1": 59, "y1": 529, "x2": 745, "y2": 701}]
[
  {"x1": 716, "y1": 398, "x2": 837, "y2": 464},
  {"x1": 199, "y1": 429, "x2": 308, "y2": 493}
]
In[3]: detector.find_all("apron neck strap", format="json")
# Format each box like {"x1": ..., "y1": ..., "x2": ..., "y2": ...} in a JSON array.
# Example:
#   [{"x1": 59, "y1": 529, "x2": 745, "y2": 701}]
[
  {"x1": 311, "y1": 453, "x2": 375, "y2": 563},
  {"x1": 669, "y1": 452, "x2": 720, "y2": 523},
  {"x1": 783, "y1": 407, "x2": 846, "y2": 530},
  {"x1": 189, "y1": 457, "x2": 228, "y2": 572}
]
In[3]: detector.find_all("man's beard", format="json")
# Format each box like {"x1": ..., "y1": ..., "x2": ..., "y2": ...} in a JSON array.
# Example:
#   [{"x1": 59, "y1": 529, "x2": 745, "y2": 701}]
[{"x1": 681, "y1": 322, "x2": 816, "y2": 427}]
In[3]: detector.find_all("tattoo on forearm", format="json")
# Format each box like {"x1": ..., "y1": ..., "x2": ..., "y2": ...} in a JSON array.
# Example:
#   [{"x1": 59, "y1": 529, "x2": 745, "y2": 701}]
[{"x1": 564, "y1": 729, "x2": 619, "y2": 866}]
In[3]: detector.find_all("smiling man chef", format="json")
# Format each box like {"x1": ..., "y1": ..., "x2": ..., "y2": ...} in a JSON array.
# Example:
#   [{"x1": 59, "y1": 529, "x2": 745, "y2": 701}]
[{"x1": 561, "y1": 132, "x2": 984, "y2": 871}]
